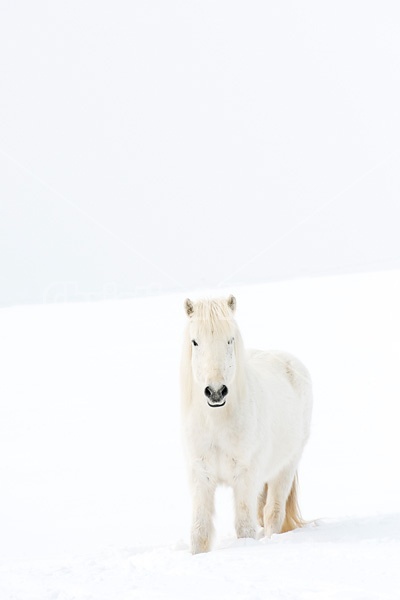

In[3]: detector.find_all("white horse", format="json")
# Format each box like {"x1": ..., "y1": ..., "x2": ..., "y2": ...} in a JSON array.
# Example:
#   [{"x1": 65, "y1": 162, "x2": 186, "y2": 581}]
[{"x1": 180, "y1": 295, "x2": 313, "y2": 554}]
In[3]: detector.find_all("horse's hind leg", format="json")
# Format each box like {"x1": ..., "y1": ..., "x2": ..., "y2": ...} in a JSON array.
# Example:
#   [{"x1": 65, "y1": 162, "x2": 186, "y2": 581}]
[
  {"x1": 257, "y1": 483, "x2": 268, "y2": 527},
  {"x1": 263, "y1": 461, "x2": 299, "y2": 538}
]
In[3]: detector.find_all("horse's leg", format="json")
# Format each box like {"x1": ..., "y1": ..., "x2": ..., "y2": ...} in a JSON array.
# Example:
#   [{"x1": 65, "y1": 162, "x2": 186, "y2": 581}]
[
  {"x1": 190, "y1": 473, "x2": 216, "y2": 554},
  {"x1": 257, "y1": 483, "x2": 268, "y2": 527},
  {"x1": 233, "y1": 473, "x2": 258, "y2": 539},
  {"x1": 263, "y1": 461, "x2": 298, "y2": 538}
]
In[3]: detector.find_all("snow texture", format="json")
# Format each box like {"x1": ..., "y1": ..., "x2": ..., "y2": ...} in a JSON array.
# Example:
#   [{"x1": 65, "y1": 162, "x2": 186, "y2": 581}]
[{"x1": 1, "y1": 271, "x2": 400, "y2": 598}]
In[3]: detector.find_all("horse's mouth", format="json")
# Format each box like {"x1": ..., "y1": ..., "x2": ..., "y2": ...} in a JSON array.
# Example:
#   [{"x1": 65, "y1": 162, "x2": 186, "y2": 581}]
[{"x1": 207, "y1": 400, "x2": 226, "y2": 408}]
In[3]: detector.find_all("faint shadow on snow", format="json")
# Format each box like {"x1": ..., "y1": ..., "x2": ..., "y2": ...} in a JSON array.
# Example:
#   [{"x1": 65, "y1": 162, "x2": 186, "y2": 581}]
[
  {"x1": 92, "y1": 514, "x2": 400, "y2": 561},
  {"x1": 216, "y1": 513, "x2": 400, "y2": 552},
  {"x1": 267, "y1": 514, "x2": 400, "y2": 545}
]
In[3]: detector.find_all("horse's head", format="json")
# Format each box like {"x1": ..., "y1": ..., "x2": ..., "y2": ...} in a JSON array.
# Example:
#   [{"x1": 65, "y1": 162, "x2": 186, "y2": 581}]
[{"x1": 184, "y1": 295, "x2": 238, "y2": 408}]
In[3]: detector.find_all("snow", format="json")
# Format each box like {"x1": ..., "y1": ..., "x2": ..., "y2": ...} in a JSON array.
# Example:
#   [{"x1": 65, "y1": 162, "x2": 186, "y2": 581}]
[
  {"x1": 1, "y1": 1, "x2": 399, "y2": 595},
  {"x1": 1, "y1": 271, "x2": 400, "y2": 598},
  {"x1": 2, "y1": 517, "x2": 400, "y2": 600}
]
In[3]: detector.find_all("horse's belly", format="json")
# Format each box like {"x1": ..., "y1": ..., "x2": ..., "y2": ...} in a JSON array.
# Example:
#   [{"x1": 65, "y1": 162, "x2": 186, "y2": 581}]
[{"x1": 257, "y1": 434, "x2": 303, "y2": 481}]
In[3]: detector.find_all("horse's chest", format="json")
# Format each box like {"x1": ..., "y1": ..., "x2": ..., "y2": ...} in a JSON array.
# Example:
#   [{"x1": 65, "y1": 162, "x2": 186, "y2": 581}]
[
  {"x1": 215, "y1": 449, "x2": 241, "y2": 485},
  {"x1": 187, "y1": 411, "x2": 255, "y2": 485},
  {"x1": 205, "y1": 432, "x2": 250, "y2": 485}
]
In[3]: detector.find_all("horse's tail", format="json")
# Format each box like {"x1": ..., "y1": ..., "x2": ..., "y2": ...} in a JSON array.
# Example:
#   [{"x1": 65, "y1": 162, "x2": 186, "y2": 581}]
[{"x1": 281, "y1": 472, "x2": 305, "y2": 533}]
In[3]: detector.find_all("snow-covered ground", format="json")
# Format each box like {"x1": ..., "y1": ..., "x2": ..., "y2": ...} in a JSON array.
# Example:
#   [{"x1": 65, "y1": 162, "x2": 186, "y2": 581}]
[{"x1": 1, "y1": 271, "x2": 400, "y2": 599}]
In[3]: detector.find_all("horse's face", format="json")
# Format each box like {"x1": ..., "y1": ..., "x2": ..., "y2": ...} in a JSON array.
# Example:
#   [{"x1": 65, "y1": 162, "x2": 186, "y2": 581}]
[
  {"x1": 184, "y1": 296, "x2": 237, "y2": 408},
  {"x1": 189, "y1": 330, "x2": 236, "y2": 408}
]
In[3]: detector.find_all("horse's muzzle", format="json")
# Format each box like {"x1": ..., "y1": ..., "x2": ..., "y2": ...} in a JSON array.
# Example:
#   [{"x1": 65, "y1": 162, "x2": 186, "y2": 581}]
[{"x1": 204, "y1": 385, "x2": 228, "y2": 407}]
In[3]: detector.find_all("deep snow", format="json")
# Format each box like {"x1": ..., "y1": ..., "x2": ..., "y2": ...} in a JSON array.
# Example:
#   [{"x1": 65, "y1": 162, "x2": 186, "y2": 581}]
[
  {"x1": 1, "y1": 271, "x2": 400, "y2": 598},
  {"x1": 1, "y1": 516, "x2": 400, "y2": 600}
]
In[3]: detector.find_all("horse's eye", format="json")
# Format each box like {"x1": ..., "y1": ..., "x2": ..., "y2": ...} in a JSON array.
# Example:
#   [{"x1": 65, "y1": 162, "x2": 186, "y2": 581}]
[
  {"x1": 192, "y1": 340, "x2": 198, "y2": 346},
  {"x1": 228, "y1": 337, "x2": 234, "y2": 345}
]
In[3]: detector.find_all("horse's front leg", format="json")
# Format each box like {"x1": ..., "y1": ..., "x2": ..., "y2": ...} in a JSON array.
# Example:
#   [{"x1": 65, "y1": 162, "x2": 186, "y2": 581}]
[
  {"x1": 190, "y1": 466, "x2": 216, "y2": 554},
  {"x1": 233, "y1": 472, "x2": 258, "y2": 539}
]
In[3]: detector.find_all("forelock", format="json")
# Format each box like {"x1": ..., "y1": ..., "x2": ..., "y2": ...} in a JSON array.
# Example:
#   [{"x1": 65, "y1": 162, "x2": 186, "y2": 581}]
[{"x1": 191, "y1": 298, "x2": 235, "y2": 336}]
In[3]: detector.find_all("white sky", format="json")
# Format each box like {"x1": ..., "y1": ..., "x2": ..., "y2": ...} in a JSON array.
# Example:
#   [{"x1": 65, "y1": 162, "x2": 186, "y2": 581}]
[{"x1": 1, "y1": 1, "x2": 400, "y2": 305}]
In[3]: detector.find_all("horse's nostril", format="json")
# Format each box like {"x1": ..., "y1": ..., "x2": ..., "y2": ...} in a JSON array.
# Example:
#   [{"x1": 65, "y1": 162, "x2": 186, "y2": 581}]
[
  {"x1": 204, "y1": 386, "x2": 212, "y2": 398},
  {"x1": 204, "y1": 385, "x2": 228, "y2": 402},
  {"x1": 220, "y1": 385, "x2": 228, "y2": 398}
]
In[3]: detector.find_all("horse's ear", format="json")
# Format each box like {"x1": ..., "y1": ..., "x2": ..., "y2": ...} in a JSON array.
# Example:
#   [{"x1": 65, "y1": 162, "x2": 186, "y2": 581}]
[
  {"x1": 227, "y1": 295, "x2": 236, "y2": 313},
  {"x1": 184, "y1": 298, "x2": 194, "y2": 317}
]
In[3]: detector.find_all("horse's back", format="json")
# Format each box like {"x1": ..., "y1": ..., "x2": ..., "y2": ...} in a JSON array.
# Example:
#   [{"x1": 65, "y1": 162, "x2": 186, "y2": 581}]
[{"x1": 247, "y1": 348, "x2": 311, "y2": 396}]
